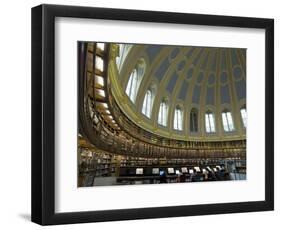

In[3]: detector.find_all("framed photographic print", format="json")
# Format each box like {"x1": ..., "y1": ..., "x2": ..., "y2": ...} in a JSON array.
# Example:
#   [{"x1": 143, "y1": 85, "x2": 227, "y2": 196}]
[{"x1": 31, "y1": 4, "x2": 274, "y2": 225}]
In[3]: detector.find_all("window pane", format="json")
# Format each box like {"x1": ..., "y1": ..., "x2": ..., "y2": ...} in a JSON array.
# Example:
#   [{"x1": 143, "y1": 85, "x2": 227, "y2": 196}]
[
  {"x1": 205, "y1": 114, "x2": 210, "y2": 132},
  {"x1": 158, "y1": 101, "x2": 168, "y2": 126},
  {"x1": 131, "y1": 71, "x2": 137, "y2": 101},
  {"x1": 190, "y1": 110, "x2": 198, "y2": 132},
  {"x1": 125, "y1": 71, "x2": 133, "y2": 96},
  {"x1": 179, "y1": 110, "x2": 183, "y2": 130},
  {"x1": 147, "y1": 91, "x2": 152, "y2": 117},
  {"x1": 95, "y1": 56, "x2": 104, "y2": 72},
  {"x1": 142, "y1": 93, "x2": 148, "y2": 116},
  {"x1": 142, "y1": 90, "x2": 152, "y2": 118},
  {"x1": 226, "y1": 112, "x2": 234, "y2": 131},
  {"x1": 241, "y1": 108, "x2": 247, "y2": 128},
  {"x1": 190, "y1": 113, "x2": 193, "y2": 131},
  {"x1": 209, "y1": 113, "x2": 215, "y2": 132},
  {"x1": 205, "y1": 113, "x2": 215, "y2": 133},
  {"x1": 158, "y1": 103, "x2": 164, "y2": 125},
  {"x1": 116, "y1": 44, "x2": 132, "y2": 71},
  {"x1": 222, "y1": 112, "x2": 229, "y2": 131},
  {"x1": 174, "y1": 110, "x2": 177, "y2": 129},
  {"x1": 96, "y1": 43, "x2": 105, "y2": 51},
  {"x1": 95, "y1": 75, "x2": 104, "y2": 87},
  {"x1": 174, "y1": 108, "x2": 183, "y2": 130},
  {"x1": 163, "y1": 103, "x2": 168, "y2": 126},
  {"x1": 125, "y1": 69, "x2": 138, "y2": 102}
]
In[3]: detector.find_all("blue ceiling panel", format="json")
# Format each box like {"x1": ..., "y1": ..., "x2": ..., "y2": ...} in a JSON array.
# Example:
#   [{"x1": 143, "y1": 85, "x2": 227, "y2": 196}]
[
  {"x1": 221, "y1": 50, "x2": 227, "y2": 70},
  {"x1": 233, "y1": 66, "x2": 242, "y2": 80},
  {"x1": 220, "y1": 72, "x2": 228, "y2": 84},
  {"x1": 177, "y1": 60, "x2": 186, "y2": 71},
  {"x1": 166, "y1": 72, "x2": 178, "y2": 93},
  {"x1": 206, "y1": 87, "x2": 215, "y2": 105},
  {"x1": 210, "y1": 51, "x2": 217, "y2": 71},
  {"x1": 235, "y1": 79, "x2": 246, "y2": 100},
  {"x1": 208, "y1": 73, "x2": 215, "y2": 85},
  {"x1": 178, "y1": 80, "x2": 189, "y2": 100},
  {"x1": 192, "y1": 85, "x2": 201, "y2": 103},
  {"x1": 146, "y1": 45, "x2": 162, "y2": 62},
  {"x1": 200, "y1": 52, "x2": 209, "y2": 69},
  {"x1": 186, "y1": 68, "x2": 194, "y2": 80},
  {"x1": 186, "y1": 47, "x2": 195, "y2": 58},
  {"x1": 193, "y1": 49, "x2": 203, "y2": 66},
  {"x1": 154, "y1": 57, "x2": 169, "y2": 81},
  {"x1": 231, "y1": 49, "x2": 239, "y2": 66},
  {"x1": 220, "y1": 85, "x2": 230, "y2": 104},
  {"x1": 197, "y1": 72, "x2": 204, "y2": 84},
  {"x1": 170, "y1": 48, "x2": 180, "y2": 59}
]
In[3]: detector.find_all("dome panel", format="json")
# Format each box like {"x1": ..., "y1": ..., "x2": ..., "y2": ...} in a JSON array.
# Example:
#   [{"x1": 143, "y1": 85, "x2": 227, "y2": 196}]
[
  {"x1": 193, "y1": 49, "x2": 204, "y2": 65},
  {"x1": 185, "y1": 47, "x2": 195, "y2": 58},
  {"x1": 200, "y1": 52, "x2": 209, "y2": 69},
  {"x1": 221, "y1": 50, "x2": 227, "y2": 70},
  {"x1": 186, "y1": 68, "x2": 194, "y2": 80},
  {"x1": 208, "y1": 73, "x2": 215, "y2": 85},
  {"x1": 178, "y1": 80, "x2": 189, "y2": 100},
  {"x1": 210, "y1": 51, "x2": 217, "y2": 71},
  {"x1": 111, "y1": 43, "x2": 246, "y2": 140},
  {"x1": 154, "y1": 57, "x2": 169, "y2": 81},
  {"x1": 241, "y1": 49, "x2": 246, "y2": 60},
  {"x1": 231, "y1": 49, "x2": 239, "y2": 66},
  {"x1": 221, "y1": 85, "x2": 230, "y2": 104},
  {"x1": 197, "y1": 72, "x2": 204, "y2": 84},
  {"x1": 170, "y1": 48, "x2": 180, "y2": 59},
  {"x1": 235, "y1": 79, "x2": 246, "y2": 100},
  {"x1": 233, "y1": 66, "x2": 243, "y2": 80},
  {"x1": 146, "y1": 45, "x2": 162, "y2": 62},
  {"x1": 177, "y1": 60, "x2": 186, "y2": 71},
  {"x1": 166, "y1": 72, "x2": 178, "y2": 93},
  {"x1": 206, "y1": 87, "x2": 215, "y2": 105},
  {"x1": 220, "y1": 72, "x2": 228, "y2": 84},
  {"x1": 192, "y1": 85, "x2": 201, "y2": 103}
]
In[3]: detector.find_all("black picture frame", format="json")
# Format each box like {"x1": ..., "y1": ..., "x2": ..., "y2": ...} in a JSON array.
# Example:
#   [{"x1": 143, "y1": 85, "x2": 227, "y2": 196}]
[{"x1": 31, "y1": 4, "x2": 274, "y2": 225}]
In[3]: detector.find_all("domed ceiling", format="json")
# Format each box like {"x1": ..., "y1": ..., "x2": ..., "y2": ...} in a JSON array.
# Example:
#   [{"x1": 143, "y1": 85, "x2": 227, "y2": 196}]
[{"x1": 108, "y1": 43, "x2": 246, "y2": 141}]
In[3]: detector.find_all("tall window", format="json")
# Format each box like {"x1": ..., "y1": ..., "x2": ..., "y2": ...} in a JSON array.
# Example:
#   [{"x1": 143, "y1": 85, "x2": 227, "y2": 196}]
[
  {"x1": 116, "y1": 44, "x2": 132, "y2": 71},
  {"x1": 240, "y1": 108, "x2": 247, "y2": 128},
  {"x1": 142, "y1": 90, "x2": 153, "y2": 118},
  {"x1": 158, "y1": 100, "x2": 168, "y2": 126},
  {"x1": 190, "y1": 108, "x2": 198, "y2": 132},
  {"x1": 174, "y1": 106, "x2": 183, "y2": 130},
  {"x1": 125, "y1": 60, "x2": 145, "y2": 103},
  {"x1": 125, "y1": 69, "x2": 138, "y2": 102},
  {"x1": 222, "y1": 111, "x2": 235, "y2": 132},
  {"x1": 205, "y1": 112, "x2": 215, "y2": 133}
]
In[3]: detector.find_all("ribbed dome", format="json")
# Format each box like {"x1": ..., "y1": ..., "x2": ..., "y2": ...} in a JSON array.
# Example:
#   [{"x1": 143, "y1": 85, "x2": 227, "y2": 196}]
[{"x1": 109, "y1": 44, "x2": 246, "y2": 141}]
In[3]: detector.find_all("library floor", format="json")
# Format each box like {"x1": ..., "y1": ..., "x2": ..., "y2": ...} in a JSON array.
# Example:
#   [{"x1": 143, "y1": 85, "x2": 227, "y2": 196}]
[{"x1": 80, "y1": 165, "x2": 246, "y2": 187}]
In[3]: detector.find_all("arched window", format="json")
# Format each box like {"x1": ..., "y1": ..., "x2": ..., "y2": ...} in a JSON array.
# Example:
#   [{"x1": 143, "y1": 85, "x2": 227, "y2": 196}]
[
  {"x1": 222, "y1": 111, "x2": 235, "y2": 132},
  {"x1": 190, "y1": 108, "x2": 198, "y2": 132},
  {"x1": 240, "y1": 107, "x2": 247, "y2": 128},
  {"x1": 158, "y1": 100, "x2": 168, "y2": 126},
  {"x1": 125, "y1": 61, "x2": 145, "y2": 103},
  {"x1": 142, "y1": 90, "x2": 153, "y2": 118},
  {"x1": 95, "y1": 55, "x2": 104, "y2": 72},
  {"x1": 125, "y1": 69, "x2": 138, "y2": 102},
  {"x1": 116, "y1": 44, "x2": 132, "y2": 71},
  {"x1": 174, "y1": 106, "x2": 183, "y2": 131},
  {"x1": 205, "y1": 111, "x2": 215, "y2": 133}
]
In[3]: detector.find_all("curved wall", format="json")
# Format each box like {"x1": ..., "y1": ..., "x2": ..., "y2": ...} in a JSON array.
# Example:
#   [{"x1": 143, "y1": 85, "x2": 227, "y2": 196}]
[{"x1": 109, "y1": 43, "x2": 246, "y2": 142}]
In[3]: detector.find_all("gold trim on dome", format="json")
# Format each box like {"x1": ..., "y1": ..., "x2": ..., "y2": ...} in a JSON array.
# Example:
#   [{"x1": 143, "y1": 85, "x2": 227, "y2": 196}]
[{"x1": 108, "y1": 44, "x2": 246, "y2": 142}]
